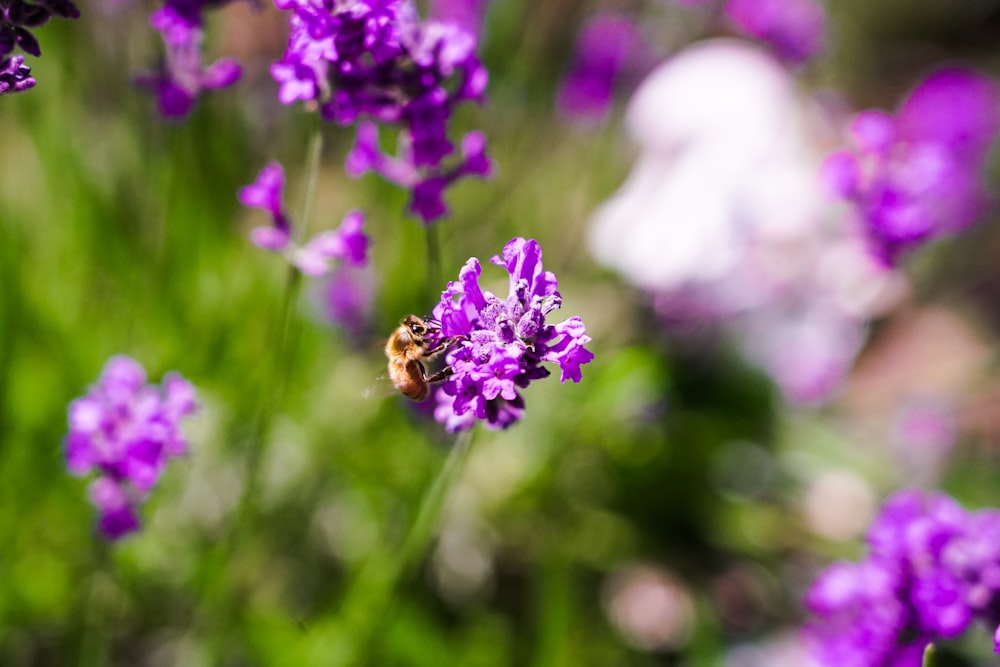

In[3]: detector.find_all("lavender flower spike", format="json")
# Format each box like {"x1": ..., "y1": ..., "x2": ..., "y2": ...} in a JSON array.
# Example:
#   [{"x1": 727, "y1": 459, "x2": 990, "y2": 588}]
[
  {"x1": 238, "y1": 162, "x2": 371, "y2": 277},
  {"x1": 804, "y1": 489, "x2": 1000, "y2": 665},
  {"x1": 430, "y1": 237, "x2": 594, "y2": 431},
  {"x1": 821, "y1": 67, "x2": 1000, "y2": 265},
  {"x1": 65, "y1": 355, "x2": 198, "y2": 540}
]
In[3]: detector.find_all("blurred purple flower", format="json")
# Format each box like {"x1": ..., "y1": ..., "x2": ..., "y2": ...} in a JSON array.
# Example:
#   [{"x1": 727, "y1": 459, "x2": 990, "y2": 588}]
[
  {"x1": 822, "y1": 67, "x2": 1000, "y2": 265},
  {"x1": 805, "y1": 489, "x2": 1000, "y2": 665},
  {"x1": 0, "y1": 54, "x2": 33, "y2": 94},
  {"x1": 65, "y1": 355, "x2": 198, "y2": 540},
  {"x1": 429, "y1": 237, "x2": 594, "y2": 431},
  {"x1": 557, "y1": 13, "x2": 650, "y2": 123},
  {"x1": 239, "y1": 161, "x2": 293, "y2": 250},
  {"x1": 724, "y1": 0, "x2": 824, "y2": 64},
  {"x1": 238, "y1": 162, "x2": 371, "y2": 277},
  {"x1": 137, "y1": 0, "x2": 242, "y2": 119},
  {"x1": 429, "y1": 0, "x2": 489, "y2": 37},
  {"x1": 320, "y1": 262, "x2": 377, "y2": 340},
  {"x1": 271, "y1": 0, "x2": 490, "y2": 223}
]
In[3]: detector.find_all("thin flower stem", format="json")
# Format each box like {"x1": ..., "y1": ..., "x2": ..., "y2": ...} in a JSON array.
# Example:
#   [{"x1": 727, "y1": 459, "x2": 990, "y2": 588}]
[
  {"x1": 425, "y1": 222, "x2": 441, "y2": 305},
  {"x1": 199, "y1": 125, "x2": 323, "y2": 653},
  {"x1": 322, "y1": 427, "x2": 476, "y2": 667},
  {"x1": 78, "y1": 543, "x2": 111, "y2": 667},
  {"x1": 298, "y1": 120, "x2": 325, "y2": 242}
]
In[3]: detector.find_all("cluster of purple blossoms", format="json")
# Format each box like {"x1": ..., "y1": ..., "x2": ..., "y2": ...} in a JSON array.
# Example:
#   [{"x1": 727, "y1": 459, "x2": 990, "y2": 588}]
[
  {"x1": 1, "y1": 0, "x2": 79, "y2": 94},
  {"x1": 804, "y1": 489, "x2": 1000, "y2": 666},
  {"x1": 136, "y1": 0, "x2": 242, "y2": 118},
  {"x1": 271, "y1": 0, "x2": 490, "y2": 223},
  {"x1": 822, "y1": 67, "x2": 1000, "y2": 265},
  {"x1": 239, "y1": 161, "x2": 370, "y2": 276},
  {"x1": 428, "y1": 237, "x2": 594, "y2": 431},
  {"x1": 65, "y1": 356, "x2": 198, "y2": 540}
]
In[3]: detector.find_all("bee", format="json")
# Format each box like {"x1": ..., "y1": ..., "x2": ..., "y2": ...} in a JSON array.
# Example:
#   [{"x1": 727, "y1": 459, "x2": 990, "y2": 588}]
[{"x1": 384, "y1": 315, "x2": 458, "y2": 401}]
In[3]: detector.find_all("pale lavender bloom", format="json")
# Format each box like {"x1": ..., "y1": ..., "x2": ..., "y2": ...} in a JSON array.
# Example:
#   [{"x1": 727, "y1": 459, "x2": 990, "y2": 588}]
[
  {"x1": 821, "y1": 67, "x2": 1000, "y2": 265},
  {"x1": 557, "y1": 13, "x2": 649, "y2": 123},
  {"x1": 805, "y1": 489, "x2": 1000, "y2": 665},
  {"x1": 65, "y1": 355, "x2": 198, "y2": 540},
  {"x1": 321, "y1": 262, "x2": 376, "y2": 339},
  {"x1": 725, "y1": 0, "x2": 824, "y2": 64},
  {"x1": 429, "y1": 237, "x2": 594, "y2": 431},
  {"x1": 291, "y1": 211, "x2": 369, "y2": 277},
  {"x1": 429, "y1": 0, "x2": 489, "y2": 37},
  {"x1": 238, "y1": 162, "x2": 370, "y2": 276}
]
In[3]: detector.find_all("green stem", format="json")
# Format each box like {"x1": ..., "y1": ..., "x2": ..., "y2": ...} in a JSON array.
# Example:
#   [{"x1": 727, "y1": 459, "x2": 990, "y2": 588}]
[
  {"x1": 320, "y1": 427, "x2": 476, "y2": 667},
  {"x1": 425, "y1": 223, "x2": 441, "y2": 305},
  {"x1": 298, "y1": 123, "x2": 324, "y2": 242},
  {"x1": 78, "y1": 543, "x2": 111, "y2": 667},
  {"x1": 198, "y1": 125, "x2": 323, "y2": 653}
]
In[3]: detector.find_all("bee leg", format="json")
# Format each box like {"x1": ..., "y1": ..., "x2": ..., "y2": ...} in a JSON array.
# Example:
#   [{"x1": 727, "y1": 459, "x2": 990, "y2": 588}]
[
  {"x1": 424, "y1": 366, "x2": 455, "y2": 384},
  {"x1": 426, "y1": 335, "x2": 464, "y2": 358}
]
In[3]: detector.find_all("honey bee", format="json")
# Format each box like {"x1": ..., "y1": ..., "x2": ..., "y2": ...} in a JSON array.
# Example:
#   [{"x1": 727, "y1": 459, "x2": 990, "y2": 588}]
[{"x1": 384, "y1": 315, "x2": 457, "y2": 401}]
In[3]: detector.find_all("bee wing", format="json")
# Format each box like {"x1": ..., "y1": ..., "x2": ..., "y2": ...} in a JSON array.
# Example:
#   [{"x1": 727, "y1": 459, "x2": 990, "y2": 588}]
[{"x1": 362, "y1": 373, "x2": 398, "y2": 399}]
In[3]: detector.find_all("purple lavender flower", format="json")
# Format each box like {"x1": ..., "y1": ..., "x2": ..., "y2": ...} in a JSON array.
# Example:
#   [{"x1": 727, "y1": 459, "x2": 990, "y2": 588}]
[
  {"x1": 804, "y1": 489, "x2": 1000, "y2": 666},
  {"x1": 428, "y1": 237, "x2": 594, "y2": 431},
  {"x1": 348, "y1": 122, "x2": 491, "y2": 222},
  {"x1": 238, "y1": 161, "x2": 371, "y2": 276},
  {"x1": 724, "y1": 0, "x2": 824, "y2": 64},
  {"x1": 822, "y1": 67, "x2": 1000, "y2": 265},
  {"x1": 556, "y1": 13, "x2": 648, "y2": 123},
  {"x1": 137, "y1": 0, "x2": 242, "y2": 119},
  {"x1": 271, "y1": 0, "x2": 490, "y2": 223},
  {"x1": 0, "y1": 54, "x2": 33, "y2": 94},
  {"x1": 65, "y1": 355, "x2": 197, "y2": 540}
]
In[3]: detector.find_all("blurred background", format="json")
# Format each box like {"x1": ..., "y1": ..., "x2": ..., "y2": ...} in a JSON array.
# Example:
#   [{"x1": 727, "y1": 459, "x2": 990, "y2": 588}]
[{"x1": 2, "y1": 0, "x2": 1000, "y2": 664}]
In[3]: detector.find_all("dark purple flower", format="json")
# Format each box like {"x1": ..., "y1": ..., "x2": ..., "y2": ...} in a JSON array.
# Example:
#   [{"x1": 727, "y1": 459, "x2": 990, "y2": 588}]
[
  {"x1": 428, "y1": 237, "x2": 594, "y2": 431},
  {"x1": 724, "y1": 0, "x2": 824, "y2": 64},
  {"x1": 0, "y1": 54, "x2": 34, "y2": 94},
  {"x1": 238, "y1": 162, "x2": 371, "y2": 276},
  {"x1": 1, "y1": 0, "x2": 79, "y2": 91},
  {"x1": 804, "y1": 489, "x2": 1000, "y2": 665},
  {"x1": 271, "y1": 0, "x2": 490, "y2": 223},
  {"x1": 556, "y1": 13, "x2": 649, "y2": 123},
  {"x1": 65, "y1": 355, "x2": 198, "y2": 540},
  {"x1": 821, "y1": 67, "x2": 1000, "y2": 265}
]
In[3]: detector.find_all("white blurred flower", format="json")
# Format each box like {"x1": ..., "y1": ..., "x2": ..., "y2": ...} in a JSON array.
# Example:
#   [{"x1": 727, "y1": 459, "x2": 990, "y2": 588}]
[{"x1": 589, "y1": 39, "x2": 905, "y2": 403}]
